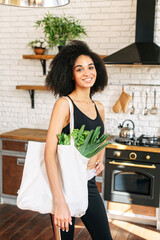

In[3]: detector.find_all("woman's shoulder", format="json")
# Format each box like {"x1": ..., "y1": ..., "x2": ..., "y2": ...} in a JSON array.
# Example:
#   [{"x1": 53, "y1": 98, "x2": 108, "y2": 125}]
[
  {"x1": 55, "y1": 97, "x2": 70, "y2": 108},
  {"x1": 53, "y1": 97, "x2": 70, "y2": 116},
  {"x1": 51, "y1": 97, "x2": 70, "y2": 123}
]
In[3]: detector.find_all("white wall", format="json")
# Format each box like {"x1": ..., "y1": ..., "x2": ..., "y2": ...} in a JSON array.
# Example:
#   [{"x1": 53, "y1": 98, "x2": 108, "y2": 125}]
[{"x1": 0, "y1": 0, "x2": 160, "y2": 137}]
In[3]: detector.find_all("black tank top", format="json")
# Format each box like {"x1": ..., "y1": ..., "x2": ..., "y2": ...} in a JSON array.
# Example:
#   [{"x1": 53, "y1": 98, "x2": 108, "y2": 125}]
[{"x1": 62, "y1": 96, "x2": 104, "y2": 136}]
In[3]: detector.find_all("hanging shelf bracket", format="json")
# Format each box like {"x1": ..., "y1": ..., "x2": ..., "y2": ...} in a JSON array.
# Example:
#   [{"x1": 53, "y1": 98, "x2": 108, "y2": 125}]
[
  {"x1": 16, "y1": 85, "x2": 47, "y2": 109},
  {"x1": 28, "y1": 90, "x2": 35, "y2": 108},
  {"x1": 40, "y1": 59, "x2": 46, "y2": 75}
]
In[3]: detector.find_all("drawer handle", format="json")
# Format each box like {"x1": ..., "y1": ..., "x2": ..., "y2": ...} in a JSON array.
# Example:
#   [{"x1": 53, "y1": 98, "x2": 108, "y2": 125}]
[
  {"x1": 24, "y1": 143, "x2": 28, "y2": 151},
  {"x1": 17, "y1": 158, "x2": 25, "y2": 166},
  {"x1": 109, "y1": 161, "x2": 156, "y2": 169}
]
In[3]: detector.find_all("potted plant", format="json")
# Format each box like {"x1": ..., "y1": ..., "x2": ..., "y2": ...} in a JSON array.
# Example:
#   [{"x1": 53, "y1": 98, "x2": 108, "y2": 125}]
[
  {"x1": 34, "y1": 13, "x2": 87, "y2": 50},
  {"x1": 29, "y1": 38, "x2": 49, "y2": 55}
]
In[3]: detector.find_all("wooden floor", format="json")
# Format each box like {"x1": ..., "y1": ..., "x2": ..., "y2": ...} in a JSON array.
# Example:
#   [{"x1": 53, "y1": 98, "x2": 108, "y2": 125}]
[{"x1": 0, "y1": 204, "x2": 160, "y2": 240}]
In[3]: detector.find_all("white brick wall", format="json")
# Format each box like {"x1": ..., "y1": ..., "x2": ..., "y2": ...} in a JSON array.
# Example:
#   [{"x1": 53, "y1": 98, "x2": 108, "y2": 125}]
[{"x1": 0, "y1": 0, "x2": 160, "y2": 137}]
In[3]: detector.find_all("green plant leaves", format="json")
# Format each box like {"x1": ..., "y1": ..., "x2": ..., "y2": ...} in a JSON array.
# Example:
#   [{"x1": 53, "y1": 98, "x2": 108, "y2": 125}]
[{"x1": 34, "y1": 13, "x2": 87, "y2": 48}]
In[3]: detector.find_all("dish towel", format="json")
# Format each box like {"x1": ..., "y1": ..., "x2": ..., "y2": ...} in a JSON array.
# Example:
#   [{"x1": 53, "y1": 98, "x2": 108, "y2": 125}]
[{"x1": 113, "y1": 90, "x2": 131, "y2": 113}]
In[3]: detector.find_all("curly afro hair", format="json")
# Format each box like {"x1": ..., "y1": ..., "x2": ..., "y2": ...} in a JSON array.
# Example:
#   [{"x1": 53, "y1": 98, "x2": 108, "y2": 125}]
[{"x1": 45, "y1": 40, "x2": 108, "y2": 97}]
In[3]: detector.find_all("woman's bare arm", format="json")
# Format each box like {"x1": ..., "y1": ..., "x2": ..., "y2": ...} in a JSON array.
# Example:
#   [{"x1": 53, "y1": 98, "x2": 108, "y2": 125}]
[{"x1": 44, "y1": 97, "x2": 71, "y2": 231}]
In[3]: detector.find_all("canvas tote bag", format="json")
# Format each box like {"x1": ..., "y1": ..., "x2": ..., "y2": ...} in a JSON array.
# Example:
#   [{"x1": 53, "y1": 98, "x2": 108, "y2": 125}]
[{"x1": 17, "y1": 97, "x2": 89, "y2": 217}]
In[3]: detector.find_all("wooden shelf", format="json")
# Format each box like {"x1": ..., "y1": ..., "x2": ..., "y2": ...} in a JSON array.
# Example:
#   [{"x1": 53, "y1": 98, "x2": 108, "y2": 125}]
[
  {"x1": 22, "y1": 54, "x2": 107, "y2": 75},
  {"x1": 23, "y1": 55, "x2": 56, "y2": 60},
  {"x1": 16, "y1": 85, "x2": 50, "y2": 108},
  {"x1": 16, "y1": 85, "x2": 48, "y2": 91},
  {"x1": 23, "y1": 54, "x2": 106, "y2": 60}
]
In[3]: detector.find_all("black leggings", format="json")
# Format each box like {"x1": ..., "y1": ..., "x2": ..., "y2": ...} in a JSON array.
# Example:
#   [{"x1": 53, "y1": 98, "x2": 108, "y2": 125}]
[{"x1": 60, "y1": 177, "x2": 112, "y2": 240}]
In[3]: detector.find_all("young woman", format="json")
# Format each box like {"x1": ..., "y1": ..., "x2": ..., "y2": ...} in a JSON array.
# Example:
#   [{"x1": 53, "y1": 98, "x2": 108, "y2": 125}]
[{"x1": 44, "y1": 41, "x2": 112, "y2": 240}]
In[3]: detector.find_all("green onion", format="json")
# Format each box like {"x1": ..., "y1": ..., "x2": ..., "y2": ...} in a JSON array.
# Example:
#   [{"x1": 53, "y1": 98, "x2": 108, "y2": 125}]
[{"x1": 57, "y1": 125, "x2": 109, "y2": 158}]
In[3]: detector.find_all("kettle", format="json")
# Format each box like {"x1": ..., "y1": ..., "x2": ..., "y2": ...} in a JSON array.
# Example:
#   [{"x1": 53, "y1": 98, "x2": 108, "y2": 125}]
[{"x1": 118, "y1": 119, "x2": 135, "y2": 138}]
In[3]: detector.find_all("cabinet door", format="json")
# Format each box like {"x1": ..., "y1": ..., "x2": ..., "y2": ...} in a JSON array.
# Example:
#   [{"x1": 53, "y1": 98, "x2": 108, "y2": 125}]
[{"x1": 2, "y1": 155, "x2": 24, "y2": 196}]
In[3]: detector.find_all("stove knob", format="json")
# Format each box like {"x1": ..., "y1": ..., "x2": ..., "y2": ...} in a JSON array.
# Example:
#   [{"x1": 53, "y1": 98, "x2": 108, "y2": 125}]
[
  {"x1": 114, "y1": 151, "x2": 121, "y2": 157},
  {"x1": 129, "y1": 152, "x2": 137, "y2": 160},
  {"x1": 146, "y1": 155, "x2": 150, "y2": 160}
]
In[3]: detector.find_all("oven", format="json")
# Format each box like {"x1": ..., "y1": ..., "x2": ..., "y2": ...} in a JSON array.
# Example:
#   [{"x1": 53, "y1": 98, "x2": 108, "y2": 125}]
[{"x1": 104, "y1": 136, "x2": 160, "y2": 207}]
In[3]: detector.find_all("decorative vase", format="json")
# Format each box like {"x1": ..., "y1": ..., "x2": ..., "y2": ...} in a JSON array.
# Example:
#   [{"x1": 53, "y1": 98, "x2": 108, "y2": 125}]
[{"x1": 34, "y1": 47, "x2": 45, "y2": 55}]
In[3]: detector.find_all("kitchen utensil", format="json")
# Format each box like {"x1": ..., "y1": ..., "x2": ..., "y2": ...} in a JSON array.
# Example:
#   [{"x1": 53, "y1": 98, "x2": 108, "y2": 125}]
[
  {"x1": 118, "y1": 119, "x2": 135, "y2": 138},
  {"x1": 143, "y1": 89, "x2": 149, "y2": 116},
  {"x1": 130, "y1": 89, "x2": 135, "y2": 114},
  {"x1": 150, "y1": 88, "x2": 158, "y2": 115}
]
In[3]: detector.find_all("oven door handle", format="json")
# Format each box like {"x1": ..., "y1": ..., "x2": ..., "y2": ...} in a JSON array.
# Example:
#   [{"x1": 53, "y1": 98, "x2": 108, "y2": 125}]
[{"x1": 109, "y1": 161, "x2": 156, "y2": 169}]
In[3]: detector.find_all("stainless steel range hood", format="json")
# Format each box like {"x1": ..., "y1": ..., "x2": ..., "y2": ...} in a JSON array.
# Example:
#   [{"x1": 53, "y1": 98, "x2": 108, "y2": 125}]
[{"x1": 104, "y1": 0, "x2": 160, "y2": 65}]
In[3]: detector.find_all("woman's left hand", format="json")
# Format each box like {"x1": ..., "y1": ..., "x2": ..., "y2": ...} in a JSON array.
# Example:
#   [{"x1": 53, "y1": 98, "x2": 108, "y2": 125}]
[{"x1": 94, "y1": 160, "x2": 104, "y2": 176}]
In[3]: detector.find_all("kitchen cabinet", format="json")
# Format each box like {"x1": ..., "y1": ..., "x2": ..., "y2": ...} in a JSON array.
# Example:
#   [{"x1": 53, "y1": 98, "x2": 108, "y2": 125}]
[
  {"x1": 0, "y1": 128, "x2": 47, "y2": 204},
  {"x1": 2, "y1": 141, "x2": 27, "y2": 196}
]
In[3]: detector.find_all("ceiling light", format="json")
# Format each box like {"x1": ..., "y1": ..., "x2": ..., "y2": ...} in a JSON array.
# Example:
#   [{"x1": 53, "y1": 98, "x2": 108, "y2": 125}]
[{"x1": 0, "y1": 0, "x2": 69, "y2": 8}]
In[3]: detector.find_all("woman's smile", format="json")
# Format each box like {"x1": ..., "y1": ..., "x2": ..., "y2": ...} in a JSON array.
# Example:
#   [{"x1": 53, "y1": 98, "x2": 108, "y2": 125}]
[{"x1": 82, "y1": 77, "x2": 93, "y2": 83}]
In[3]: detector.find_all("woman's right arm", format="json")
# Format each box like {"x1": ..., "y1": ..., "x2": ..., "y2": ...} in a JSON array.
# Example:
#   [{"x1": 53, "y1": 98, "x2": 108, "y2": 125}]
[{"x1": 44, "y1": 97, "x2": 71, "y2": 231}]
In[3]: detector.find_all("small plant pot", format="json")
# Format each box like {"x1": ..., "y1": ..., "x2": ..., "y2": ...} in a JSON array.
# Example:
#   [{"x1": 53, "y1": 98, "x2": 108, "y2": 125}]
[{"x1": 34, "y1": 47, "x2": 45, "y2": 55}]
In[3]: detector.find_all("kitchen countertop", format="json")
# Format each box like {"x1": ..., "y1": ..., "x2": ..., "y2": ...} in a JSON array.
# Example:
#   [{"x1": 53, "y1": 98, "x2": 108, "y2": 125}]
[
  {"x1": 0, "y1": 128, "x2": 160, "y2": 153},
  {"x1": 0, "y1": 128, "x2": 47, "y2": 142}
]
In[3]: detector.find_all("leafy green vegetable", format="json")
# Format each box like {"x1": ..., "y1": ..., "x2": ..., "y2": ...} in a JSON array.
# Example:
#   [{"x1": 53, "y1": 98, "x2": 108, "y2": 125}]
[
  {"x1": 71, "y1": 128, "x2": 90, "y2": 148},
  {"x1": 57, "y1": 133, "x2": 70, "y2": 145},
  {"x1": 57, "y1": 125, "x2": 109, "y2": 158}
]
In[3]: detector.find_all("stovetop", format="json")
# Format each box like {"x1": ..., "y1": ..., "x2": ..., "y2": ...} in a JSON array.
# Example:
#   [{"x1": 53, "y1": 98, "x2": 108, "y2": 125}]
[{"x1": 114, "y1": 134, "x2": 160, "y2": 148}]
